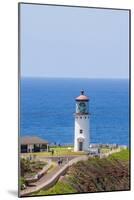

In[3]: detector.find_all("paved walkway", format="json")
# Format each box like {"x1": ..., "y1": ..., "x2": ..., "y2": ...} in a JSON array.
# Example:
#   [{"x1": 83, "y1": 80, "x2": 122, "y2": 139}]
[{"x1": 20, "y1": 155, "x2": 88, "y2": 197}]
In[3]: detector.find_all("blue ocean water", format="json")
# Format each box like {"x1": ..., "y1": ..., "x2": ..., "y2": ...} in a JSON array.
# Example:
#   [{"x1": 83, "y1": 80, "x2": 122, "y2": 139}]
[{"x1": 20, "y1": 78, "x2": 129, "y2": 146}]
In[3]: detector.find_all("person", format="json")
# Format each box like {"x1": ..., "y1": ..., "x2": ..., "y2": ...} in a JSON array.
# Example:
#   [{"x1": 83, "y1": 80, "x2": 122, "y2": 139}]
[
  {"x1": 58, "y1": 158, "x2": 60, "y2": 166},
  {"x1": 51, "y1": 149, "x2": 54, "y2": 156}
]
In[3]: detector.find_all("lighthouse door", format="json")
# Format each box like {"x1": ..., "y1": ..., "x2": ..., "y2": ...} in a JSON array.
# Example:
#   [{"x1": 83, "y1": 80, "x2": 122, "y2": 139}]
[{"x1": 78, "y1": 142, "x2": 83, "y2": 151}]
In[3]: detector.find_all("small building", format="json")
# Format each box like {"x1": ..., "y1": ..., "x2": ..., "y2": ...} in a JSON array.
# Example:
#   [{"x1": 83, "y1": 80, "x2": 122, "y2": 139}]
[{"x1": 20, "y1": 136, "x2": 49, "y2": 153}]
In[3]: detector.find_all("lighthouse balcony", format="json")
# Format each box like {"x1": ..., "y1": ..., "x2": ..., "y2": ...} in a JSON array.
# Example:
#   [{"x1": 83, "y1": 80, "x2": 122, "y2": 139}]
[
  {"x1": 74, "y1": 112, "x2": 91, "y2": 116},
  {"x1": 75, "y1": 112, "x2": 89, "y2": 115}
]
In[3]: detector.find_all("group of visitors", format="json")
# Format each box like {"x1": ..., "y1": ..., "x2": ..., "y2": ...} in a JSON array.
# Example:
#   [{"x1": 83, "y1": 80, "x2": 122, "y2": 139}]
[{"x1": 57, "y1": 157, "x2": 63, "y2": 165}]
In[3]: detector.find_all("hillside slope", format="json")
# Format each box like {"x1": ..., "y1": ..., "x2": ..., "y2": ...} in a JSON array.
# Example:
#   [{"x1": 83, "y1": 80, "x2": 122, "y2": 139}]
[
  {"x1": 66, "y1": 158, "x2": 129, "y2": 192},
  {"x1": 33, "y1": 149, "x2": 130, "y2": 196}
]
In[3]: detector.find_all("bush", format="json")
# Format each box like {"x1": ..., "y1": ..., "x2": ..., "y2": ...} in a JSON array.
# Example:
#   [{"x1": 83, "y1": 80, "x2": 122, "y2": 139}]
[
  {"x1": 20, "y1": 158, "x2": 32, "y2": 176},
  {"x1": 20, "y1": 176, "x2": 26, "y2": 190}
]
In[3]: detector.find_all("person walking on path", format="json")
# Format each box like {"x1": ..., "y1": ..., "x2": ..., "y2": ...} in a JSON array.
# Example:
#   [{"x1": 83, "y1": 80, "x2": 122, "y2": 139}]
[{"x1": 58, "y1": 158, "x2": 60, "y2": 166}]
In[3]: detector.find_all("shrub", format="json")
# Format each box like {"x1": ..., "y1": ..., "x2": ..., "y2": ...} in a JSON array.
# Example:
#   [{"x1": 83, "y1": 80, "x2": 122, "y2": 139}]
[{"x1": 20, "y1": 176, "x2": 26, "y2": 190}]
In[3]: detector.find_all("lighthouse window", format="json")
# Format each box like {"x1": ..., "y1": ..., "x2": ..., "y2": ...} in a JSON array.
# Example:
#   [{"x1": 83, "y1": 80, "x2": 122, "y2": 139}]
[
  {"x1": 85, "y1": 116, "x2": 86, "y2": 119},
  {"x1": 80, "y1": 129, "x2": 83, "y2": 134}
]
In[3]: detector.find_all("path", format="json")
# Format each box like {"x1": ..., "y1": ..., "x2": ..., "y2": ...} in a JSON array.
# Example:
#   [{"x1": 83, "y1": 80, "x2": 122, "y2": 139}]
[{"x1": 20, "y1": 155, "x2": 88, "y2": 197}]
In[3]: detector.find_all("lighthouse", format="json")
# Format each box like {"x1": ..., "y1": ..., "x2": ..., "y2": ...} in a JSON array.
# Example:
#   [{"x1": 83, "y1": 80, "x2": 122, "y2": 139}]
[{"x1": 74, "y1": 90, "x2": 90, "y2": 152}]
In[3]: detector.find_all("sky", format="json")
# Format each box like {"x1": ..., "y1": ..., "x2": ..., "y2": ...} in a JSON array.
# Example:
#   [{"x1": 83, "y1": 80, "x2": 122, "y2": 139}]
[{"x1": 20, "y1": 4, "x2": 129, "y2": 79}]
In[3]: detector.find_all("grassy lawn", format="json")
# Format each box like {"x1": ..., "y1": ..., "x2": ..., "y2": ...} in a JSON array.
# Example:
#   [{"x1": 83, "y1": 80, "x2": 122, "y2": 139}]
[
  {"x1": 21, "y1": 146, "x2": 86, "y2": 157},
  {"x1": 32, "y1": 180, "x2": 77, "y2": 196},
  {"x1": 50, "y1": 146, "x2": 86, "y2": 155},
  {"x1": 108, "y1": 149, "x2": 129, "y2": 161}
]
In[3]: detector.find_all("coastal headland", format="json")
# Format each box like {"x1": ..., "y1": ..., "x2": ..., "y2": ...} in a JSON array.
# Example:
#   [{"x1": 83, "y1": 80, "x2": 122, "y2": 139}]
[{"x1": 20, "y1": 144, "x2": 129, "y2": 197}]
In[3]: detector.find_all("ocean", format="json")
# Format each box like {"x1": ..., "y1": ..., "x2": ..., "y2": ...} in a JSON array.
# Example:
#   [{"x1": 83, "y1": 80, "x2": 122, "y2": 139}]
[{"x1": 20, "y1": 78, "x2": 130, "y2": 146}]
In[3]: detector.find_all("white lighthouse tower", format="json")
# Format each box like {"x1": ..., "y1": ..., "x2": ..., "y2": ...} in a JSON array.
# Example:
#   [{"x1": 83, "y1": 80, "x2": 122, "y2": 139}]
[{"x1": 74, "y1": 90, "x2": 90, "y2": 152}]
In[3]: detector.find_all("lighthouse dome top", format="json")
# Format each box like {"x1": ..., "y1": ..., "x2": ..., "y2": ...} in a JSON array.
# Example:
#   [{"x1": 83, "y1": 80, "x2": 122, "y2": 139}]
[{"x1": 75, "y1": 90, "x2": 89, "y2": 101}]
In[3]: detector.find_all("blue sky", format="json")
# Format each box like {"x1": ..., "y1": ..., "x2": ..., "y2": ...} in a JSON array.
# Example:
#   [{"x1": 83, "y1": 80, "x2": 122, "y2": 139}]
[{"x1": 20, "y1": 4, "x2": 129, "y2": 78}]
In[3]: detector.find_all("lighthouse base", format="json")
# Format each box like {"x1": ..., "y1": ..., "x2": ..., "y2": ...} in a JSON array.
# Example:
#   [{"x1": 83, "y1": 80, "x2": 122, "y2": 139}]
[{"x1": 74, "y1": 140, "x2": 89, "y2": 152}]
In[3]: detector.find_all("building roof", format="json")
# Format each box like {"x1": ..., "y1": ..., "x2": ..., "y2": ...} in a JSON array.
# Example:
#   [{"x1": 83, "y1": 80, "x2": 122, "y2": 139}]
[
  {"x1": 21, "y1": 136, "x2": 48, "y2": 145},
  {"x1": 76, "y1": 90, "x2": 89, "y2": 101}
]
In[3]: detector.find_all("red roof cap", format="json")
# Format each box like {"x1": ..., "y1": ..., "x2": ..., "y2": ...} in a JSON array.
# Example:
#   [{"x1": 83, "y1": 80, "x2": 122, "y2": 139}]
[{"x1": 75, "y1": 90, "x2": 89, "y2": 101}]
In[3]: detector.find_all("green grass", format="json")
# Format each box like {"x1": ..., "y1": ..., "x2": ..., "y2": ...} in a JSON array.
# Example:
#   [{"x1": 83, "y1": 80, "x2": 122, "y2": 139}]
[
  {"x1": 108, "y1": 149, "x2": 129, "y2": 161},
  {"x1": 22, "y1": 146, "x2": 86, "y2": 157},
  {"x1": 20, "y1": 176, "x2": 26, "y2": 190},
  {"x1": 50, "y1": 146, "x2": 86, "y2": 155},
  {"x1": 32, "y1": 180, "x2": 77, "y2": 196}
]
